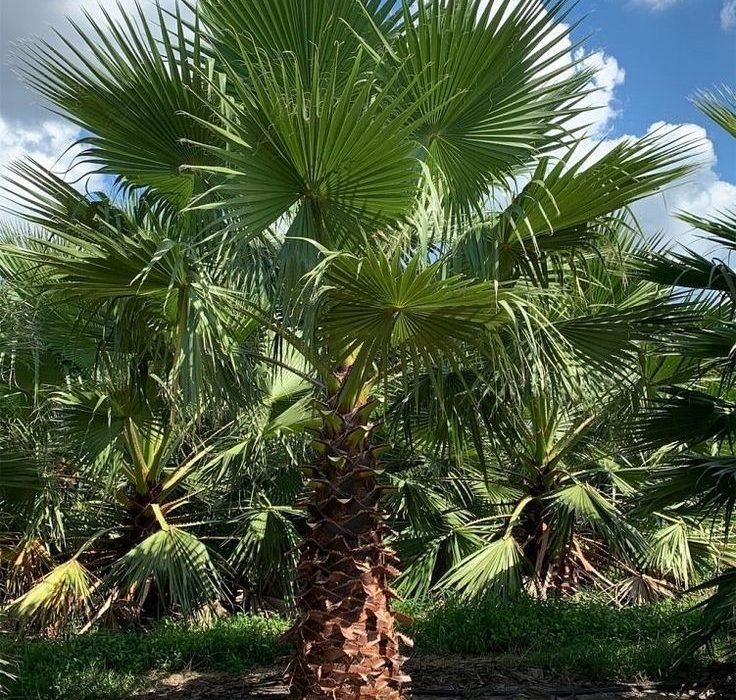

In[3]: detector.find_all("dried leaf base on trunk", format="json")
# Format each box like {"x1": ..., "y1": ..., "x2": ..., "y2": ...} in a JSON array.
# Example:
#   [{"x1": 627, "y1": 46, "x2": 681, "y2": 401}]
[{"x1": 286, "y1": 399, "x2": 411, "y2": 700}]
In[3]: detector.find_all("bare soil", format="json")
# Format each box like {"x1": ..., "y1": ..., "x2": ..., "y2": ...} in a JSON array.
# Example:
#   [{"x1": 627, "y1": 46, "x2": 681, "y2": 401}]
[{"x1": 136, "y1": 655, "x2": 735, "y2": 699}]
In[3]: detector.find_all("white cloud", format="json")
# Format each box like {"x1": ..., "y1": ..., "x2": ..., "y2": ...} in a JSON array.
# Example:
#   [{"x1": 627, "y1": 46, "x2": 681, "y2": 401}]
[
  {"x1": 572, "y1": 50, "x2": 626, "y2": 138},
  {"x1": 722, "y1": 0, "x2": 736, "y2": 29},
  {"x1": 0, "y1": 117, "x2": 77, "y2": 224},
  {"x1": 634, "y1": 0, "x2": 683, "y2": 10},
  {"x1": 0, "y1": 0, "x2": 178, "y2": 225},
  {"x1": 1, "y1": 0, "x2": 175, "y2": 124},
  {"x1": 629, "y1": 122, "x2": 736, "y2": 253},
  {"x1": 0, "y1": 118, "x2": 78, "y2": 172},
  {"x1": 0, "y1": 116, "x2": 108, "y2": 225}
]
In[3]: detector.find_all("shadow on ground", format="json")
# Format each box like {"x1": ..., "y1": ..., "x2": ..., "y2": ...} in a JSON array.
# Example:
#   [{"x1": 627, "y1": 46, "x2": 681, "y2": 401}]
[{"x1": 136, "y1": 656, "x2": 734, "y2": 699}]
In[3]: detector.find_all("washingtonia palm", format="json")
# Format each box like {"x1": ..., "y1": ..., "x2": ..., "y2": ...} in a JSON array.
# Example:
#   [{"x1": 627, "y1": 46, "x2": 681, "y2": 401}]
[
  {"x1": 0, "y1": 1, "x2": 696, "y2": 697},
  {"x1": 1, "y1": 148, "x2": 323, "y2": 622},
  {"x1": 0, "y1": 196, "x2": 319, "y2": 626},
  {"x1": 387, "y1": 233, "x2": 702, "y2": 603},
  {"x1": 392, "y1": 397, "x2": 735, "y2": 606},
  {"x1": 632, "y1": 87, "x2": 736, "y2": 659}
]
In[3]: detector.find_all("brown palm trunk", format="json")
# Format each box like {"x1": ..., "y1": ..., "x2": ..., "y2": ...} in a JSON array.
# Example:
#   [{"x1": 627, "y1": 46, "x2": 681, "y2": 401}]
[{"x1": 286, "y1": 397, "x2": 410, "y2": 700}]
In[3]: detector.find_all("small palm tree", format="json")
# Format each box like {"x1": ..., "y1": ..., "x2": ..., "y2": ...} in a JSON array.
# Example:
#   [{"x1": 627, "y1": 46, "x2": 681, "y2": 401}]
[
  {"x1": 0, "y1": 181, "x2": 314, "y2": 626},
  {"x1": 390, "y1": 234, "x2": 695, "y2": 603},
  {"x1": 1, "y1": 1, "x2": 694, "y2": 697},
  {"x1": 0, "y1": 172, "x2": 250, "y2": 626}
]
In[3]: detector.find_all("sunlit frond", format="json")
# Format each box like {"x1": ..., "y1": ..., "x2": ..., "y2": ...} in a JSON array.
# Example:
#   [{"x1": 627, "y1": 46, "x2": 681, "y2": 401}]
[
  {"x1": 8, "y1": 558, "x2": 95, "y2": 633},
  {"x1": 112, "y1": 526, "x2": 220, "y2": 616}
]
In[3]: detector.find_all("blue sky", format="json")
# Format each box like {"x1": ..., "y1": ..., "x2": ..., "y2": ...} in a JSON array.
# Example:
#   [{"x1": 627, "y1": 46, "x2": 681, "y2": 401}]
[
  {"x1": 0, "y1": 0, "x2": 734, "y2": 246},
  {"x1": 567, "y1": 0, "x2": 736, "y2": 182}
]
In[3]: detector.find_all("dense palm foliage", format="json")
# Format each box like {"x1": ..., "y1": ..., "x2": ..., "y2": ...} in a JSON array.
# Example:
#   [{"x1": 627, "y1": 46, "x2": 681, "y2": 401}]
[
  {"x1": 0, "y1": 0, "x2": 728, "y2": 697},
  {"x1": 390, "y1": 232, "x2": 736, "y2": 606},
  {"x1": 632, "y1": 87, "x2": 736, "y2": 660}
]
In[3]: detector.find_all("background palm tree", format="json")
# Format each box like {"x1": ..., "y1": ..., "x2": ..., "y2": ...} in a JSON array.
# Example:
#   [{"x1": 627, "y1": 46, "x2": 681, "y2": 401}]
[
  {"x1": 0, "y1": 1, "x2": 697, "y2": 698},
  {"x1": 0, "y1": 166, "x2": 316, "y2": 626},
  {"x1": 632, "y1": 86, "x2": 736, "y2": 661},
  {"x1": 389, "y1": 230, "x2": 729, "y2": 605}
]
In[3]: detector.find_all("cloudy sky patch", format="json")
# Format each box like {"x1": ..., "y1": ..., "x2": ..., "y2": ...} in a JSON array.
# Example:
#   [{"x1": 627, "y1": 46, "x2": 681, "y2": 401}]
[{"x1": 0, "y1": 0, "x2": 733, "y2": 249}]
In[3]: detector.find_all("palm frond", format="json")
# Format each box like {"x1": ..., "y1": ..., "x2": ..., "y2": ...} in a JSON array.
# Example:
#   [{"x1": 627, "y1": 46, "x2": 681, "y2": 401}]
[
  {"x1": 681, "y1": 568, "x2": 736, "y2": 659},
  {"x1": 437, "y1": 535, "x2": 529, "y2": 599},
  {"x1": 22, "y1": 2, "x2": 218, "y2": 205},
  {"x1": 199, "y1": 0, "x2": 394, "y2": 81},
  {"x1": 485, "y1": 129, "x2": 697, "y2": 267},
  {"x1": 694, "y1": 87, "x2": 736, "y2": 139},
  {"x1": 112, "y1": 526, "x2": 221, "y2": 616},
  {"x1": 631, "y1": 388, "x2": 736, "y2": 450},
  {"x1": 8, "y1": 558, "x2": 95, "y2": 633},
  {"x1": 642, "y1": 455, "x2": 736, "y2": 529},
  {"x1": 392, "y1": 0, "x2": 591, "y2": 211}
]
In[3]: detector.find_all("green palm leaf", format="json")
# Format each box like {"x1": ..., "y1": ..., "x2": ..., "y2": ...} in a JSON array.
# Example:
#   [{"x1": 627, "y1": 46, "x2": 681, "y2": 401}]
[
  {"x1": 694, "y1": 87, "x2": 736, "y2": 139},
  {"x1": 112, "y1": 526, "x2": 221, "y2": 615},
  {"x1": 190, "y1": 48, "x2": 422, "y2": 253},
  {"x1": 438, "y1": 534, "x2": 529, "y2": 599},
  {"x1": 23, "y1": 2, "x2": 218, "y2": 205},
  {"x1": 642, "y1": 455, "x2": 736, "y2": 529},
  {"x1": 487, "y1": 131, "x2": 697, "y2": 265},
  {"x1": 392, "y1": 0, "x2": 590, "y2": 210},
  {"x1": 8, "y1": 558, "x2": 95, "y2": 632},
  {"x1": 199, "y1": 0, "x2": 394, "y2": 81}
]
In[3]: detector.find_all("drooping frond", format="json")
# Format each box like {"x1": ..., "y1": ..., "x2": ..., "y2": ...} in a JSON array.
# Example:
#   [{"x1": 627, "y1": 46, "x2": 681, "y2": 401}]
[
  {"x1": 111, "y1": 526, "x2": 221, "y2": 615},
  {"x1": 8, "y1": 558, "x2": 95, "y2": 633}
]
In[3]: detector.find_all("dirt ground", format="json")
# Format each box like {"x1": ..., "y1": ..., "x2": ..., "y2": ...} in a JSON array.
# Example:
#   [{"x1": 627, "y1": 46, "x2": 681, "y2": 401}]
[{"x1": 136, "y1": 655, "x2": 735, "y2": 700}]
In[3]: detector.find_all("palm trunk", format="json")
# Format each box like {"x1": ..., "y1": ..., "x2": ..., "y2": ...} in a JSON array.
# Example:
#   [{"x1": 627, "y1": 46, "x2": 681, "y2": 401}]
[{"x1": 286, "y1": 396, "x2": 410, "y2": 700}]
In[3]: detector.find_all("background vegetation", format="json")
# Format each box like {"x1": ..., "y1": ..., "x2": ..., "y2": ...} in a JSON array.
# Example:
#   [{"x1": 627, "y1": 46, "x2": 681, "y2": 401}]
[{"x1": 1, "y1": 595, "x2": 709, "y2": 700}]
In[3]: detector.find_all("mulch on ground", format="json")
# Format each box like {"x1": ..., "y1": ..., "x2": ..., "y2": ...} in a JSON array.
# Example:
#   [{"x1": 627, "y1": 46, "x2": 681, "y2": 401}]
[{"x1": 137, "y1": 655, "x2": 735, "y2": 700}]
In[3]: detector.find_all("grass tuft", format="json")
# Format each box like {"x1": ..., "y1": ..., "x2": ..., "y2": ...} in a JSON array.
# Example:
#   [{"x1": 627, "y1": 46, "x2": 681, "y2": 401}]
[{"x1": 1, "y1": 615, "x2": 289, "y2": 699}]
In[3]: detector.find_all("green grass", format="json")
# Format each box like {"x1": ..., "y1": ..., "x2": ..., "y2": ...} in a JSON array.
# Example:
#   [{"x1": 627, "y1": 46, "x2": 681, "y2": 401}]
[
  {"x1": 401, "y1": 594, "x2": 708, "y2": 681},
  {"x1": 1, "y1": 615, "x2": 289, "y2": 700},
  {"x1": 0, "y1": 595, "x2": 719, "y2": 699}
]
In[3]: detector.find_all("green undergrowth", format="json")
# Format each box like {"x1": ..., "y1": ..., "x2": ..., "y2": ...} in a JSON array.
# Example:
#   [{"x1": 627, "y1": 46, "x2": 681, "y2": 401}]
[
  {"x1": 0, "y1": 594, "x2": 722, "y2": 700},
  {"x1": 1, "y1": 614, "x2": 289, "y2": 700},
  {"x1": 401, "y1": 594, "x2": 710, "y2": 680}
]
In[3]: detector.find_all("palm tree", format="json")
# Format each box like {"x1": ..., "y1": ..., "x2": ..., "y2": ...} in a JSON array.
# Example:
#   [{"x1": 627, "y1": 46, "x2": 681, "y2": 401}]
[
  {"x1": 390, "y1": 231, "x2": 716, "y2": 604},
  {"x1": 0, "y1": 181, "x2": 313, "y2": 628},
  {"x1": 0, "y1": 168, "x2": 258, "y2": 628},
  {"x1": 0, "y1": 1, "x2": 695, "y2": 696},
  {"x1": 632, "y1": 86, "x2": 736, "y2": 659}
]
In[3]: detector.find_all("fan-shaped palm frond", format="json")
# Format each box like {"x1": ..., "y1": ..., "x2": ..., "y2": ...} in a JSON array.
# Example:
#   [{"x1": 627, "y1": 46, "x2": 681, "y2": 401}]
[
  {"x1": 694, "y1": 87, "x2": 736, "y2": 139},
  {"x1": 8, "y1": 558, "x2": 96, "y2": 634},
  {"x1": 22, "y1": 2, "x2": 218, "y2": 205},
  {"x1": 112, "y1": 524, "x2": 221, "y2": 615}
]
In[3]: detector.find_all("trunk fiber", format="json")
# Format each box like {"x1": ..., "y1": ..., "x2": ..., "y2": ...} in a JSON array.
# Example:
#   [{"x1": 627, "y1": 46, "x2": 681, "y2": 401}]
[{"x1": 286, "y1": 398, "x2": 410, "y2": 700}]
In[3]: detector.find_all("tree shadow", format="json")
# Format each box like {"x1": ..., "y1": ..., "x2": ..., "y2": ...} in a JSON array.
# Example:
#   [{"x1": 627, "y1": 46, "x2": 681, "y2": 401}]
[
  {"x1": 137, "y1": 656, "x2": 734, "y2": 699},
  {"x1": 140, "y1": 669, "x2": 288, "y2": 699}
]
